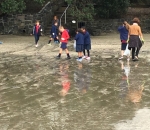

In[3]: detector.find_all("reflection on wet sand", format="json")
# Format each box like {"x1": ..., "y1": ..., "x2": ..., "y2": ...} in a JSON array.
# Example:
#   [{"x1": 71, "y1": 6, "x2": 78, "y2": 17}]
[
  {"x1": 119, "y1": 60, "x2": 145, "y2": 104},
  {"x1": 59, "y1": 62, "x2": 71, "y2": 97},
  {"x1": 74, "y1": 63, "x2": 91, "y2": 94},
  {"x1": 0, "y1": 54, "x2": 150, "y2": 129}
]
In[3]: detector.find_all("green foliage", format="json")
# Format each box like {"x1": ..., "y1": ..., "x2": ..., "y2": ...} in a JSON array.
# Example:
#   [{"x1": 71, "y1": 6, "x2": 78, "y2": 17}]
[
  {"x1": 94, "y1": 0, "x2": 130, "y2": 18},
  {"x1": 0, "y1": 0, "x2": 46, "y2": 14},
  {"x1": 65, "y1": 0, "x2": 95, "y2": 21},
  {"x1": 65, "y1": 0, "x2": 130, "y2": 19},
  {"x1": 1, "y1": 0, "x2": 26, "y2": 14}
]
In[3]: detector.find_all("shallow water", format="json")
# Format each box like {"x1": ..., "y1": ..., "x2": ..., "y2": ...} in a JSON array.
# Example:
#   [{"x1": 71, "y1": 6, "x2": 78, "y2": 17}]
[{"x1": 0, "y1": 54, "x2": 150, "y2": 130}]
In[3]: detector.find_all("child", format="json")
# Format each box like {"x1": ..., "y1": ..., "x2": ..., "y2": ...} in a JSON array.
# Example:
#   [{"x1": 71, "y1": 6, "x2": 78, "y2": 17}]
[
  {"x1": 118, "y1": 21, "x2": 129, "y2": 60},
  {"x1": 56, "y1": 26, "x2": 71, "y2": 59},
  {"x1": 48, "y1": 22, "x2": 59, "y2": 44},
  {"x1": 81, "y1": 26, "x2": 91, "y2": 60},
  {"x1": 74, "y1": 28, "x2": 84, "y2": 62},
  {"x1": 31, "y1": 20, "x2": 42, "y2": 47}
]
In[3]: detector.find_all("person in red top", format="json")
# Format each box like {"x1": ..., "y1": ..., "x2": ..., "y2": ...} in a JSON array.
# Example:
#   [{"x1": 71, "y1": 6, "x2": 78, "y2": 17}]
[{"x1": 56, "y1": 26, "x2": 71, "y2": 59}]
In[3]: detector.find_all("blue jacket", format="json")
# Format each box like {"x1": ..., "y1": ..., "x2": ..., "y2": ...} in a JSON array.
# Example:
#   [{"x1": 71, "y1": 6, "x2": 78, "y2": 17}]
[
  {"x1": 83, "y1": 31, "x2": 91, "y2": 44},
  {"x1": 50, "y1": 25, "x2": 58, "y2": 38},
  {"x1": 75, "y1": 32, "x2": 84, "y2": 45},
  {"x1": 32, "y1": 25, "x2": 42, "y2": 36},
  {"x1": 118, "y1": 26, "x2": 128, "y2": 41}
]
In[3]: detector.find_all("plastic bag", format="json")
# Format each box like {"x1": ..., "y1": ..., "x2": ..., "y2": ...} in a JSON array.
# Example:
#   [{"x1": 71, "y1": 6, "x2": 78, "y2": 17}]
[
  {"x1": 123, "y1": 44, "x2": 130, "y2": 56},
  {"x1": 74, "y1": 40, "x2": 76, "y2": 49}
]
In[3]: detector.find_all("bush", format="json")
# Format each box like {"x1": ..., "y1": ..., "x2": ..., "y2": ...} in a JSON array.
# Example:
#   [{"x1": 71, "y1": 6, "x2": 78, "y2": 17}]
[{"x1": 94, "y1": 0, "x2": 130, "y2": 18}]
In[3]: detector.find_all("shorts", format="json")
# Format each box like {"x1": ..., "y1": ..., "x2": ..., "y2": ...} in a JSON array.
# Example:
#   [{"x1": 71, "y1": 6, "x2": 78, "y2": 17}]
[
  {"x1": 84, "y1": 44, "x2": 91, "y2": 50},
  {"x1": 76, "y1": 44, "x2": 84, "y2": 52},
  {"x1": 121, "y1": 43, "x2": 127, "y2": 50},
  {"x1": 60, "y1": 42, "x2": 67, "y2": 49}
]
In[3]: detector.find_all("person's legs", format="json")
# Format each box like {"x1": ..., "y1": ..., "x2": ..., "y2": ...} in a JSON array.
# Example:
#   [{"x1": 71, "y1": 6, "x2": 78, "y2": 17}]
[
  {"x1": 65, "y1": 49, "x2": 71, "y2": 59},
  {"x1": 119, "y1": 43, "x2": 127, "y2": 60},
  {"x1": 83, "y1": 49, "x2": 86, "y2": 56},
  {"x1": 48, "y1": 37, "x2": 53, "y2": 44},
  {"x1": 37, "y1": 35, "x2": 39, "y2": 43},
  {"x1": 132, "y1": 47, "x2": 135, "y2": 60},
  {"x1": 56, "y1": 48, "x2": 62, "y2": 58},
  {"x1": 34, "y1": 35, "x2": 38, "y2": 44},
  {"x1": 135, "y1": 47, "x2": 140, "y2": 58},
  {"x1": 87, "y1": 50, "x2": 90, "y2": 57}
]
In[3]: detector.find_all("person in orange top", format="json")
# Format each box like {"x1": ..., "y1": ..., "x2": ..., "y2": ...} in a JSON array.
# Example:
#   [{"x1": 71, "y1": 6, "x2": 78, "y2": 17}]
[{"x1": 126, "y1": 18, "x2": 144, "y2": 61}]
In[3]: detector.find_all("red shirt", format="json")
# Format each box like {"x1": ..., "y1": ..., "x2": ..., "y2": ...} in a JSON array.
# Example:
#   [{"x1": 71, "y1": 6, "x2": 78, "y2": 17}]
[
  {"x1": 36, "y1": 25, "x2": 40, "y2": 33},
  {"x1": 61, "y1": 30, "x2": 70, "y2": 43}
]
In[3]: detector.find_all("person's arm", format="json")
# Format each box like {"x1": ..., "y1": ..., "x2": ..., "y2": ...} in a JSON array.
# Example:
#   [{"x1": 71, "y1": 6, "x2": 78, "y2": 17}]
[
  {"x1": 51, "y1": 26, "x2": 55, "y2": 36},
  {"x1": 74, "y1": 34, "x2": 79, "y2": 40},
  {"x1": 66, "y1": 31, "x2": 70, "y2": 40},
  {"x1": 30, "y1": 26, "x2": 34, "y2": 35},
  {"x1": 118, "y1": 26, "x2": 124, "y2": 32},
  {"x1": 138, "y1": 26, "x2": 143, "y2": 40}
]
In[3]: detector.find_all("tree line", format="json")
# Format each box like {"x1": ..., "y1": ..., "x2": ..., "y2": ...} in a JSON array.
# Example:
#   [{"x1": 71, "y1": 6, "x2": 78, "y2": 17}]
[{"x1": 0, "y1": 0, "x2": 150, "y2": 19}]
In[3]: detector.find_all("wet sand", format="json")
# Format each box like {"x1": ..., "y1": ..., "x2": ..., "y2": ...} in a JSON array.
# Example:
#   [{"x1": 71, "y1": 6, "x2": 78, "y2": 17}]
[
  {"x1": 0, "y1": 34, "x2": 150, "y2": 59},
  {"x1": 0, "y1": 34, "x2": 150, "y2": 130}
]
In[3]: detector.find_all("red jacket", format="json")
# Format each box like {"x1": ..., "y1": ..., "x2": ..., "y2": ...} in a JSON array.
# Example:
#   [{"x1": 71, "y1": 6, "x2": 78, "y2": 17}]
[{"x1": 61, "y1": 29, "x2": 70, "y2": 43}]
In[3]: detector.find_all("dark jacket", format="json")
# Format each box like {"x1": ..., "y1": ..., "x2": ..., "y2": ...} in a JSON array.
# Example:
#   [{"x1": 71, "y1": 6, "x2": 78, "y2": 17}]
[
  {"x1": 32, "y1": 25, "x2": 42, "y2": 36},
  {"x1": 75, "y1": 32, "x2": 84, "y2": 45},
  {"x1": 83, "y1": 31, "x2": 91, "y2": 44},
  {"x1": 50, "y1": 25, "x2": 58, "y2": 38},
  {"x1": 118, "y1": 26, "x2": 128, "y2": 41}
]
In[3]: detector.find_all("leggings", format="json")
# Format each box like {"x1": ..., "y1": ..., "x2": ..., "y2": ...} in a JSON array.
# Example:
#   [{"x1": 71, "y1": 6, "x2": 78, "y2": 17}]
[
  {"x1": 34, "y1": 35, "x2": 40, "y2": 44},
  {"x1": 128, "y1": 47, "x2": 140, "y2": 59}
]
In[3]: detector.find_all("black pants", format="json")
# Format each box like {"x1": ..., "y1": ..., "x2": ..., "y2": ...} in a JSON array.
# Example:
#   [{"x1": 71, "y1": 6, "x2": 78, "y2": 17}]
[
  {"x1": 128, "y1": 47, "x2": 140, "y2": 59},
  {"x1": 34, "y1": 35, "x2": 40, "y2": 44}
]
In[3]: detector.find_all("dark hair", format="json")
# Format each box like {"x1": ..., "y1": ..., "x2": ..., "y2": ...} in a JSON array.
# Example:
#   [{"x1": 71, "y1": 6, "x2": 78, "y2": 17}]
[
  {"x1": 132, "y1": 17, "x2": 140, "y2": 24},
  {"x1": 81, "y1": 26, "x2": 86, "y2": 30},
  {"x1": 76, "y1": 28, "x2": 81, "y2": 32}
]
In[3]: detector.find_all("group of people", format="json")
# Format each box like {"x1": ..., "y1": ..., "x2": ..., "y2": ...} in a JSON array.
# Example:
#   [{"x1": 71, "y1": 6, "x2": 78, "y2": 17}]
[
  {"x1": 31, "y1": 15, "x2": 91, "y2": 61},
  {"x1": 118, "y1": 17, "x2": 144, "y2": 61},
  {"x1": 31, "y1": 16, "x2": 144, "y2": 62}
]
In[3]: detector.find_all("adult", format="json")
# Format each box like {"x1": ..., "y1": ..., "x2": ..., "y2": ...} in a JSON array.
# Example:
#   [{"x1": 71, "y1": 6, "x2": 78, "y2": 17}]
[
  {"x1": 126, "y1": 18, "x2": 144, "y2": 61},
  {"x1": 52, "y1": 15, "x2": 59, "y2": 26}
]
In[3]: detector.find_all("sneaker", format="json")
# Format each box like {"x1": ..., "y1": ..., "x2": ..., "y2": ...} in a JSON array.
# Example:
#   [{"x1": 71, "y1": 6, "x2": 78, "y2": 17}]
[
  {"x1": 119, "y1": 57, "x2": 123, "y2": 60},
  {"x1": 82, "y1": 56, "x2": 87, "y2": 59},
  {"x1": 77, "y1": 58, "x2": 82, "y2": 62},
  {"x1": 66, "y1": 57, "x2": 71, "y2": 60},
  {"x1": 48, "y1": 43, "x2": 51, "y2": 45},
  {"x1": 56, "y1": 56, "x2": 60, "y2": 59},
  {"x1": 35, "y1": 44, "x2": 38, "y2": 47},
  {"x1": 132, "y1": 58, "x2": 138, "y2": 61},
  {"x1": 86, "y1": 57, "x2": 91, "y2": 60}
]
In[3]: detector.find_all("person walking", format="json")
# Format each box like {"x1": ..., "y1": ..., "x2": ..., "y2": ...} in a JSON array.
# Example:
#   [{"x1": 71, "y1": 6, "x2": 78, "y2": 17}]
[
  {"x1": 56, "y1": 26, "x2": 71, "y2": 59},
  {"x1": 118, "y1": 21, "x2": 129, "y2": 60},
  {"x1": 31, "y1": 20, "x2": 42, "y2": 47},
  {"x1": 48, "y1": 22, "x2": 59, "y2": 44},
  {"x1": 127, "y1": 18, "x2": 144, "y2": 61}
]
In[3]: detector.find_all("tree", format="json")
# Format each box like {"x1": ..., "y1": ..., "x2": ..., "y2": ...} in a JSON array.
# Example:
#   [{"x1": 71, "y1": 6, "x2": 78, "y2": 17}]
[
  {"x1": 0, "y1": 0, "x2": 46, "y2": 14},
  {"x1": 94, "y1": 0, "x2": 130, "y2": 18},
  {"x1": 65, "y1": 0, "x2": 95, "y2": 20}
]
